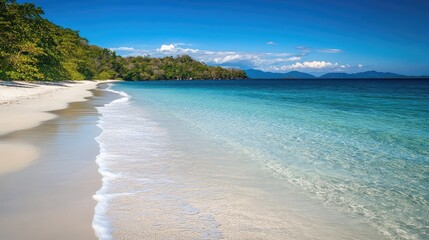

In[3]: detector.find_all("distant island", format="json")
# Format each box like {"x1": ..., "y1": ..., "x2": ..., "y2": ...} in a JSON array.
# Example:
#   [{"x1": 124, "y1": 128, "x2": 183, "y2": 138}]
[
  {"x1": 0, "y1": 1, "x2": 246, "y2": 81},
  {"x1": 319, "y1": 71, "x2": 405, "y2": 79},
  {"x1": 245, "y1": 69, "x2": 428, "y2": 79},
  {"x1": 244, "y1": 69, "x2": 316, "y2": 79}
]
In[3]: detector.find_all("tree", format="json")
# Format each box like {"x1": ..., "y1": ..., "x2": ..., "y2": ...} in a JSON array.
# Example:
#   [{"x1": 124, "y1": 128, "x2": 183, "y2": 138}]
[{"x1": 0, "y1": 1, "x2": 247, "y2": 81}]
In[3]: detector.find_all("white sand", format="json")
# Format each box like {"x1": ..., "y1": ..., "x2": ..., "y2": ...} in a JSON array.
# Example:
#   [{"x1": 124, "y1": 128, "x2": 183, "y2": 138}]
[
  {"x1": 0, "y1": 80, "x2": 108, "y2": 174},
  {"x1": 0, "y1": 84, "x2": 117, "y2": 239},
  {"x1": 0, "y1": 81, "x2": 100, "y2": 136}
]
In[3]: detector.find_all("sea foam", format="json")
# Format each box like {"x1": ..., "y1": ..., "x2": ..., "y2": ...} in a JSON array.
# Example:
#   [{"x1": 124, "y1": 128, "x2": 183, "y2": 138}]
[{"x1": 92, "y1": 84, "x2": 130, "y2": 240}]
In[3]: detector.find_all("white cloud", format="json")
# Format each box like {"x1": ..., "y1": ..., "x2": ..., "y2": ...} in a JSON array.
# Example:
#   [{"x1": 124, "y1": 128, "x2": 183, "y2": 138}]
[
  {"x1": 213, "y1": 54, "x2": 242, "y2": 64},
  {"x1": 158, "y1": 44, "x2": 176, "y2": 52},
  {"x1": 287, "y1": 56, "x2": 301, "y2": 61},
  {"x1": 109, "y1": 47, "x2": 135, "y2": 51},
  {"x1": 173, "y1": 42, "x2": 191, "y2": 46},
  {"x1": 358, "y1": 64, "x2": 363, "y2": 68},
  {"x1": 110, "y1": 46, "x2": 149, "y2": 56},
  {"x1": 157, "y1": 44, "x2": 200, "y2": 54},
  {"x1": 318, "y1": 48, "x2": 343, "y2": 53},
  {"x1": 152, "y1": 43, "x2": 294, "y2": 68},
  {"x1": 290, "y1": 61, "x2": 338, "y2": 69},
  {"x1": 267, "y1": 61, "x2": 351, "y2": 72},
  {"x1": 266, "y1": 41, "x2": 277, "y2": 45},
  {"x1": 110, "y1": 43, "x2": 351, "y2": 73}
]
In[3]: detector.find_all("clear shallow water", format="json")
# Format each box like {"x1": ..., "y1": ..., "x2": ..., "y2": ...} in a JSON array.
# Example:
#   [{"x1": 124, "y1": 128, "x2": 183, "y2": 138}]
[{"x1": 95, "y1": 79, "x2": 429, "y2": 239}]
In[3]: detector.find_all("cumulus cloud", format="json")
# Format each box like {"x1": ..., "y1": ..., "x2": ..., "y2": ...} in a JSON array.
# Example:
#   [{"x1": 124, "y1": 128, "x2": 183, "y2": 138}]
[
  {"x1": 267, "y1": 61, "x2": 351, "y2": 72},
  {"x1": 110, "y1": 43, "x2": 351, "y2": 73},
  {"x1": 151, "y1": 43, "x2": 295, "y2": 68},
  {"x1": 318, "y1": 48, "x2": 343, "y2": 53},
  {"x1": 157, "y1": 44, "x2": 199, "y2": 54},
  {"x1": 290, "y1": 61, "x2": 338, "y2": 69},
  {"x1": 158, "y1": 44, "x2": 176, "y2": 52},
  {"x1": 266, "y1": 41, "x2": 277, "y2": 45}
]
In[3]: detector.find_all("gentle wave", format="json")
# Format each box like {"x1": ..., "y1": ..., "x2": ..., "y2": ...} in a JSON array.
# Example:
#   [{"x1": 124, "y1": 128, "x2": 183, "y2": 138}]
[
  {"x1": 91, "y1": 84, "x2": 224, "y2": 239},
  {"x1": 92, "y1": 84, "x2": 131, "y2": 240}
]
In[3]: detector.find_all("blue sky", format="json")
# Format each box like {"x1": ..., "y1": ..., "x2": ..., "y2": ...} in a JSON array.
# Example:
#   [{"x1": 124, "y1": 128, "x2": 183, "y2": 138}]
[{"x1": 25, "y1": 0, "x2": 429, "y2": 75}]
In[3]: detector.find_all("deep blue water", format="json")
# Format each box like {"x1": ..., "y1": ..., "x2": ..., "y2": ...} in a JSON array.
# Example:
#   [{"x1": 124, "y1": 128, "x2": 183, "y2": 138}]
[{"x1": 110, "y1": 79, "x2": 429, "y2": 239}]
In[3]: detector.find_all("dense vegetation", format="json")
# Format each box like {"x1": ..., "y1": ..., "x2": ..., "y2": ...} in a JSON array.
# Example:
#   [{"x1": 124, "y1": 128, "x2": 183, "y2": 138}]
[
  {"x1": 0, "y1": 0, "x2": 246, "y2": 81},
  {"x1": 118, "y1": 55, "x2": 246, "y2": 80}
]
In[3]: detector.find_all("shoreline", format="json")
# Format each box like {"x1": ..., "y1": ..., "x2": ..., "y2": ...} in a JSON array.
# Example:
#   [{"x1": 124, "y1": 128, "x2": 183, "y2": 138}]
[
  {"x1": 0, "y1": 80, "x2": 118, "y2": 174},
  {"x1": 0, "y1": 80, "x2": 120, "y2": 136},
  {"x1": 0, "y1": 81, "x2": 120, "y2": 239}
]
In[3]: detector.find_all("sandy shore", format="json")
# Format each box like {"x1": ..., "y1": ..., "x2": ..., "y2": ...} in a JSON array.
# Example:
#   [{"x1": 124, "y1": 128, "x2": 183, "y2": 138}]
[
  {"x1": 0, "y1": 80, "x2": 116, "y2": 174},
  {"x1": 0, "y1": 80, "x2": 119, "y2": 239},
  {"x1": 0, "y1": 81, "x2": 99, "y2": 136}
]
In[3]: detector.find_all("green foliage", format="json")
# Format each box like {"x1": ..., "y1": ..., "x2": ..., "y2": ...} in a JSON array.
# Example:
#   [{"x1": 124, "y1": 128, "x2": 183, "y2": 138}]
[
  {"x1": 118, "y1": 55, "x2": 247, "y2": 80},
  {"x1": 94, "y1": 70, "x2": 118, "y2": 80},
  {"x1": 0, "y1": 0, "x2": 247, "y2": 81}
]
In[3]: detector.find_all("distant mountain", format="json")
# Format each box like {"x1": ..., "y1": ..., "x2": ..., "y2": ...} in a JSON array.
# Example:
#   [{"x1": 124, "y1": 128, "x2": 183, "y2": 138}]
[
  {"x1": 318, "y1": 72, "x2": 352, "y2": 78},
  {"x1": 244, "y1": 69, "x2": 414, "y2": 79},
  {"x1": 245, "y1": 69, "x2": 316, "y2": 79},
  {"x1": 286, "y1": 71, "x2": 317, "y2": 78},
  {"x1": 319, "y1": 71, "x2": 406, "y2": 79}
]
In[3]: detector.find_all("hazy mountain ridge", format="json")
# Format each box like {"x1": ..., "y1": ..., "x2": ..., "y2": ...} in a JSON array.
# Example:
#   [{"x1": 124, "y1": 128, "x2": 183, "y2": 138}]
[
  {"x1": 245, "y1": 69, "x2": 316, "y2": 79},
  {"x1": 319, "y1": 70, "x2": 405, "y2": 78},
  {"x1": 244, "y1": 69, "x2": 426, "y2": 79}
]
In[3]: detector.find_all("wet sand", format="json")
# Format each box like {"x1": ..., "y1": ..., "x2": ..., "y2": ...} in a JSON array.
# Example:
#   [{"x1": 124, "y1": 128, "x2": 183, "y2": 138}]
[
  {"x1": 0, "y1": 86, "x2": 119, "y2": 240},
  {"x1": 0, "y1": 81, "x2": 101, "y2": 176},
  {"x1": 0, "y1": 142, "x2": 39, "y2": 175}
]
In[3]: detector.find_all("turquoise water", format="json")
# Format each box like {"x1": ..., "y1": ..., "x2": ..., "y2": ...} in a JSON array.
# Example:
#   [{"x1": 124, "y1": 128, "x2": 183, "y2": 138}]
[{"x1": 98, "y1": 79, "x2": 428, "y2": 239}]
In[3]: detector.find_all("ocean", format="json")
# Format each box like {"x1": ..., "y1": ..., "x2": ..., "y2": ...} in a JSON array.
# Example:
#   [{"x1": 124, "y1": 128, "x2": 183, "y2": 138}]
[{"x1": 93, "y1": 79, "x2": 429, "y2": 239}]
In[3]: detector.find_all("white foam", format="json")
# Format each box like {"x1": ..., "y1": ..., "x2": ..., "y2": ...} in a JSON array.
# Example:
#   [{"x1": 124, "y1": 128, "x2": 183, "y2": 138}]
[{"x1": 92, "y1": 84, "x2": 130, "y2": 240}]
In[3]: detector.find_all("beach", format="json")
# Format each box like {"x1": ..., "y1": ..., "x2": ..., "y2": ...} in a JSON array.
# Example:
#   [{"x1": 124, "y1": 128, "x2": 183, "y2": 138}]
[
  {"x1": 2, "y1": 0, "x2": 427, "y2": 238},
  {"x1": 0, "y1": 81, "x2": 118, "y2": 239},
  {"x1": 0, "y1": 81, "x2": 99, "y2": 175},
  {"x1": 1, "y1": 79, "x2": 427, "y2": 240}
]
